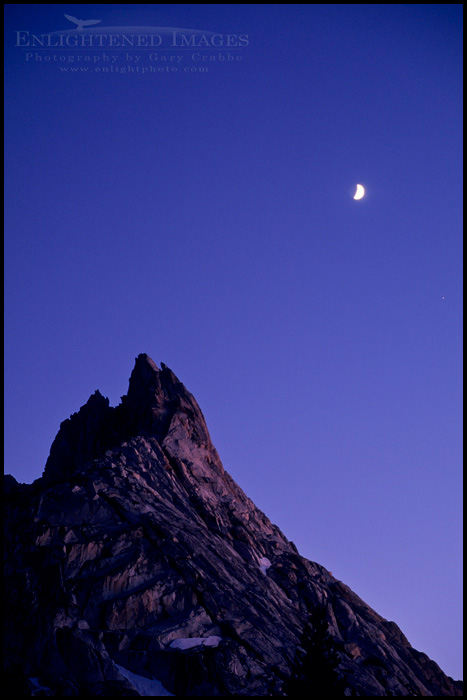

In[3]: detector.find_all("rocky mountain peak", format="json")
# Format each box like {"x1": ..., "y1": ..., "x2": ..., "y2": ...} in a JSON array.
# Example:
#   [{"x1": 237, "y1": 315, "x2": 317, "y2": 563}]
[
  {"x1": 5, "y1": 356, "x2": 463, "y2": 696},
  {"x1": 43, "y1": 354, "x2": 214, "y2": 484},
  {"x1": 125, "y1": 353, "x2": 162, "y2": 404},
  {"x1": 121, "y1": 354, "x2": 197, "y2": 440}
]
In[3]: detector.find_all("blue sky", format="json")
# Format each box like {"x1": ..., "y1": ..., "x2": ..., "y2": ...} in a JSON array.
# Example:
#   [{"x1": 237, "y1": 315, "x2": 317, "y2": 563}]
[{"x1": 4, "y1": 4, "x2": 462, "y2": 680}]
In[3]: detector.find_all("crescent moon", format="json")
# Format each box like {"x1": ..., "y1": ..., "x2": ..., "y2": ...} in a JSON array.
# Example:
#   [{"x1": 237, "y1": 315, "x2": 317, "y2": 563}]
[{"x1": 353, "y1": 184, "x2": 365, "y2": 200}]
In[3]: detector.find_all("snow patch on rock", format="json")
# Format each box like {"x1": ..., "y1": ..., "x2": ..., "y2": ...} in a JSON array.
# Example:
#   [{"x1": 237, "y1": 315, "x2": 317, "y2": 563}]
[
  {"x1": 259, "y1": 556, "x2": 272, "y2": 575},
  {"x1": 115, "y1": 663, "x2": 173, "y2": 696},
  {"x1": 169, "y1": 635, "x2": 222, "y2": 650}
]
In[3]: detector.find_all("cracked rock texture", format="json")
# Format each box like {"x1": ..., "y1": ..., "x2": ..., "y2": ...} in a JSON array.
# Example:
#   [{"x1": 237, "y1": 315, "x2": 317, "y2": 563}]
[{"x1": 4, "y1": 354, "x2": 463, "y2": 696}]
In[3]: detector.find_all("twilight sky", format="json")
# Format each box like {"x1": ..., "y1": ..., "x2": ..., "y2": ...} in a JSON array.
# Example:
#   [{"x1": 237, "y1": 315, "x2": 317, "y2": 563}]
[{"x1": 4, "y1": 3, "x2": 462, "y2": 680}]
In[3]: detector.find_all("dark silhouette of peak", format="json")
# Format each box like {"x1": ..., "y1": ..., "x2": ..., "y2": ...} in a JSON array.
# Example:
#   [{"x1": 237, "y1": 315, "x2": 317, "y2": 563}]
[
  {"x1": 43, "y1": 389, "x2": 115, "y2": 483},
  {"x1": 4, "y1": 473, "x2": 20, "y2": 495},
  {"x1": 5, "y1": 356, "x2": 463, "y2": 696},
  {"x1": 125, "y1": 353, "x2": 161, "y2": 403}
]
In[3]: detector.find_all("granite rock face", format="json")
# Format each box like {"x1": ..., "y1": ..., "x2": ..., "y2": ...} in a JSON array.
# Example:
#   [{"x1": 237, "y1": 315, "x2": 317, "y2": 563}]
[{"x1": 4, "y1": 354, "x2": 463, "y2": 696}]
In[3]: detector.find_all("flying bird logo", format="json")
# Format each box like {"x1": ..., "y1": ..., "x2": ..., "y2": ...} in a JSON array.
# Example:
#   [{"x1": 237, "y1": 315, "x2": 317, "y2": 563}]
[{"x1": 64, "y1": 14, "x2": 102, "y2": 31}]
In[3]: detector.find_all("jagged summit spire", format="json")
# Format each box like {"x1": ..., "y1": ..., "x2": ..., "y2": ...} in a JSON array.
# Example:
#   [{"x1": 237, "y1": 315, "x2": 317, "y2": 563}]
[
  {"x1": 125, "y1": 353, "x2": 162, "y2": 404},
  {"x1": 125, "y1": 354, "x2": 182, "y2": 403},
  {"x1": 135, "y1": 352, "x2": 160, "y2": 372},
  {"x1": 42, "y1": 354, "x2": 215, "y2": 483}
]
